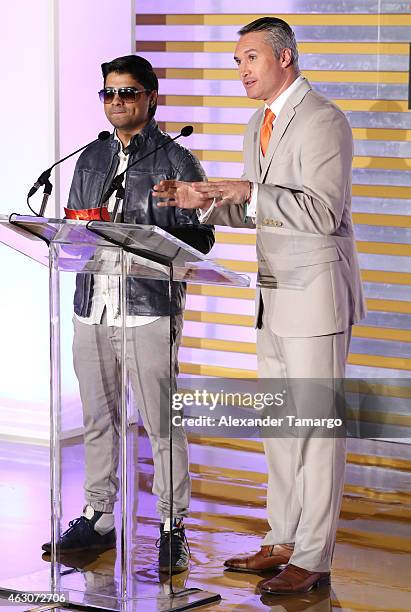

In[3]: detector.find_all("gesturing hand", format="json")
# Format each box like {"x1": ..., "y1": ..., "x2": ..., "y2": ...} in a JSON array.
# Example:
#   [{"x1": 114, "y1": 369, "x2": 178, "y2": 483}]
[
  {"x1": 190, "y1": 180, "x2": 251, "y2": 207},
  {"x1": 153, "y1": 180, "x2": 212, "y2": 210},
  {"x1": 153, "y1": 179, "x2": 251, "y2": 210}
]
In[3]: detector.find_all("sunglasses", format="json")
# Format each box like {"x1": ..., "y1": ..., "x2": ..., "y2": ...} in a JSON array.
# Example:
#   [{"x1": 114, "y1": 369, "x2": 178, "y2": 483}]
[{"x1": 98, "y1": 87, "x2": 150, "y2": 104}]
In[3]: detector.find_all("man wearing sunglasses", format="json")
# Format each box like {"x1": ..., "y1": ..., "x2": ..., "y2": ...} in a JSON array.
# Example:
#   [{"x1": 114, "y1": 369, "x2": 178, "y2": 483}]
[{"x1": 42, "y1": 55, "x2": 214, "y2": 573}]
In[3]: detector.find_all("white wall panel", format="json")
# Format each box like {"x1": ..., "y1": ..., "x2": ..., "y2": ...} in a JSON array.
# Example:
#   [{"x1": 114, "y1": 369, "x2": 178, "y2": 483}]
[{"x1": 0, "y1": 1, "x2": 133, "y2": 441}]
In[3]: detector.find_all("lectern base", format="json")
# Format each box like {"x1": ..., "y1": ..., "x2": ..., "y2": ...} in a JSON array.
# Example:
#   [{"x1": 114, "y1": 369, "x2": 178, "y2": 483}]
[{"x1": 0, "y1": 569, "x2": 221, "y2": 611}]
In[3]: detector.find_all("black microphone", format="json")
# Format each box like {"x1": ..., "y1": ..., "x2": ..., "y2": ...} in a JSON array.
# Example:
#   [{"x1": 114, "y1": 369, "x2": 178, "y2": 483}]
[
  {"x1": 27, "y1": 130, "x2": 111, "y2": 199},
  {"x1": 100, "y1": 126, "x2": 193, "y2": 206},
  {"x1": 180, "y1": 125, "x2": 193, "y2": 137}
]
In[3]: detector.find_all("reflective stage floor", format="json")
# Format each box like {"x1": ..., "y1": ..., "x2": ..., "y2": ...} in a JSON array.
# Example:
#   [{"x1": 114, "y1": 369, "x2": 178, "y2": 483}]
[{"x1": 0, "y1": 434, "x2": 410, "y2": 611}]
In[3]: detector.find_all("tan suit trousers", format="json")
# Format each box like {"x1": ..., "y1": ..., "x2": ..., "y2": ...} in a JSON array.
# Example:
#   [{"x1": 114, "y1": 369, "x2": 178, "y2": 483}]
[{"x1": 257, "y1": 315, "x2": 351, "y2": 572}]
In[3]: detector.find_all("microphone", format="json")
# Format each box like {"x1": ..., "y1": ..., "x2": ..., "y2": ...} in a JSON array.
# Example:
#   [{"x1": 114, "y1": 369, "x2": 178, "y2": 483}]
[
  {"x1": 180, "y1": 125, "x2": 193, "y2": 137},
  {"x1": 100, "y1": 125, "x2": 193, "y2": 206},
  {"x1": 27, "y1": 131, "x2": 111, "y2": 199}
]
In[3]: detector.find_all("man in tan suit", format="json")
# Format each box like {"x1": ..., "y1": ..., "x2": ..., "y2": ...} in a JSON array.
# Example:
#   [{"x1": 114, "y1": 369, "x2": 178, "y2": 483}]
[{"x1": 154, "y1": 17, "x2": 366, "y2": 595}]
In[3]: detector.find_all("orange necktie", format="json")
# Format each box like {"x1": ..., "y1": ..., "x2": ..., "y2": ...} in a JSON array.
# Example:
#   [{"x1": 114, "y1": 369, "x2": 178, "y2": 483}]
[{"x1": 260, "y1": 108, "x2": 276, "y2": 156}]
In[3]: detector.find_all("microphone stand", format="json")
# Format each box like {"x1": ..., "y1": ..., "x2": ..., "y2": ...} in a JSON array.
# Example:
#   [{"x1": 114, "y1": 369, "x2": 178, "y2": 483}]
[
  {"x1": 100, "y1": 140, "x2": 140, "y2": 222},
  {"x1": 98, "y1": 126, "x2": 193, "y2": 218},
  {"x1": 39, "y1": 177, "x2": 54, "y2": 217},
  {"x1": 99, "y1": 172, "x2": 126, "y2": 223},
  {"x1": 26, "y1": 131, "x2": 111, "y2": 217},
  {"x1": 111, "y1": 183, "x2": 125, "y2": 222}
]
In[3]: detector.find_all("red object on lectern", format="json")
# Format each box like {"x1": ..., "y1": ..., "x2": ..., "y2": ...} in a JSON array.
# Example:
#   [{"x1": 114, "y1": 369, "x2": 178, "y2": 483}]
[{"x1": 64, "y1": 207, "x2": 110, "y2": 221}]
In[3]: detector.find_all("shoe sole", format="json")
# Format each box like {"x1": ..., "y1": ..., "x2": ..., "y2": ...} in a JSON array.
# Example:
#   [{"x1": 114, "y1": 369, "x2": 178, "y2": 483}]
[
  {"x1": 159, "y1": 565, "x2": 189, "y2": 574},
  {"x1": 41, "y1": 543, "x2": 115, "y2": 554},
  {"x1": 224, "y1": 563, "x2": 287, "y2": 574},
  {"x1": 260, "y1": 575, "x2": 331, "y2": 595}
]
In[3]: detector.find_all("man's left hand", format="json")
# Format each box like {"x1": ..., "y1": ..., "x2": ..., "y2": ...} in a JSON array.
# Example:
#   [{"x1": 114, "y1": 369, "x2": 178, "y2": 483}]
[
  {"x1": 153, "y1": 180, "x2": 209, "y2": 209},
  {"x1": 191, "y1": 180, "x2": 250, "y2": 207}
]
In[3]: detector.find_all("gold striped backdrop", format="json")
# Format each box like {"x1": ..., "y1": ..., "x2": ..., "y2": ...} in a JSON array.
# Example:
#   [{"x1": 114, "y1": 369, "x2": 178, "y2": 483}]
[{"x1": 135, "y1": 2, "x2": 411, "y2": 384}]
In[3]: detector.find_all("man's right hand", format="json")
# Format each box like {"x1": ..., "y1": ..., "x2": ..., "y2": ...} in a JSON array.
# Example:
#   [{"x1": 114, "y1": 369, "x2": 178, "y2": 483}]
[{"x1": 153, "y1": 180, "x2": 213, "y2": 210}]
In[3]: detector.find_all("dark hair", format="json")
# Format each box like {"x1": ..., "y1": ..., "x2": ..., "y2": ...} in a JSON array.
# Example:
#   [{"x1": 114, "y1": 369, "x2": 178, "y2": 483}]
[
  {"x1": 101, "y1": 54, "x2": 158, "y2": 118},
  {"x1": 238, "y1": 17, "x2": 299, "y2": 66}
]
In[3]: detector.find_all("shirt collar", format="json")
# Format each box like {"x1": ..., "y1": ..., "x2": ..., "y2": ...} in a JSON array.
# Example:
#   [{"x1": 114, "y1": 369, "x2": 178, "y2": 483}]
[
  {"x1": 113, "y1": 130, "x2": 130, "y2": 150},
  {"x1": 265, "y1": 75, "x2": 305, "y2": 117}
]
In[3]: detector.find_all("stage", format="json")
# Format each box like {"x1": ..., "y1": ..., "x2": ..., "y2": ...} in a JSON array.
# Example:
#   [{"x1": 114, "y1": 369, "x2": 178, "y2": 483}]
[{"x1": 0, "y1": 434, "x2": 409, "y2": 612}]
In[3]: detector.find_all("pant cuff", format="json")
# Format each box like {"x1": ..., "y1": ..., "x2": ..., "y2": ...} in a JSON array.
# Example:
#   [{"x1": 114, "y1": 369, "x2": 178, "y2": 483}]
[
  {"x1": 262, "y1": 534, "x2": 295, "y2": 546},
  {"x1": 289, "y1": 554, "x2": 331, "y2": 573},
  {"x1": 86, "y1": 501, "x2": 114, "y2": 513}
]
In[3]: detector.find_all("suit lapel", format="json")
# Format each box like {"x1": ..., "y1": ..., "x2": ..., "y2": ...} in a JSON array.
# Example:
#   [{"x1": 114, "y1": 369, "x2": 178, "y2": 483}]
[
  {"x1": 249, "y1": 108, "x2": 263, "y2": 180},
  {"x1": 253, "y1": 123, "x2": 261, "y2": 179},
  {"x1": 259, "y1": 78, "x2": 312, "y2": 182},
  {"x1": 260, "y1": 106, "x2": 295, "y2": 180}
]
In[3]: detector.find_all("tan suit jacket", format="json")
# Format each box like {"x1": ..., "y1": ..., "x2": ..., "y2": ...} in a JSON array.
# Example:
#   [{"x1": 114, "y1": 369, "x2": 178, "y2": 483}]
[{"x1": 204, "y1": 78, "x2": 366, "y2": 337}]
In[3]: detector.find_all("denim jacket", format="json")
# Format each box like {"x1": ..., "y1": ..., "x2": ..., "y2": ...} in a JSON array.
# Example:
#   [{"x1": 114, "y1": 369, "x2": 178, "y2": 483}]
[{"x1": 67, "y1": 120, "x2": 215, "y2": 317}]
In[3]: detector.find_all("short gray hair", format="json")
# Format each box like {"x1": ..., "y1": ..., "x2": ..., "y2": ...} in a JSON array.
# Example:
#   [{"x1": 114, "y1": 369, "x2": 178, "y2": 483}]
[{"x1": 238, "y1": 17, "x2": 299, "y2": 66}]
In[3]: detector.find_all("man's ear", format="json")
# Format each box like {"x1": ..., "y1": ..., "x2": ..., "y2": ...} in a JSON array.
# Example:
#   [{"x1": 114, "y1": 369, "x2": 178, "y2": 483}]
[
  {"x1": 280, "y1": 48, "x2": 293, "y2": 68},
  {"x1": 149, "y1": 91, "x2": 158, "y2": 108}
]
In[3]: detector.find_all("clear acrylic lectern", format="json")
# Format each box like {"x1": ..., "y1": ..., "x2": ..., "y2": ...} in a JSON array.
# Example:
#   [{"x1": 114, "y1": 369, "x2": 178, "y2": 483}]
[{"x1": 0, "y1": 214, "x2": 250, "y2": 612}]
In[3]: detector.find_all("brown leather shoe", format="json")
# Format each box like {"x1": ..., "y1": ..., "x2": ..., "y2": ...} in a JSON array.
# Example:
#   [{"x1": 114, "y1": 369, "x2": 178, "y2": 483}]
[
  {"x1": 260, "y1": 563, "x2": 330, "y2": 594},
  {"x1": 260, "y1": 587, "x2": 331, "y2": 610},
  {"x1": 224, "y1": 544, "x2": 293, "y2": 573}
]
